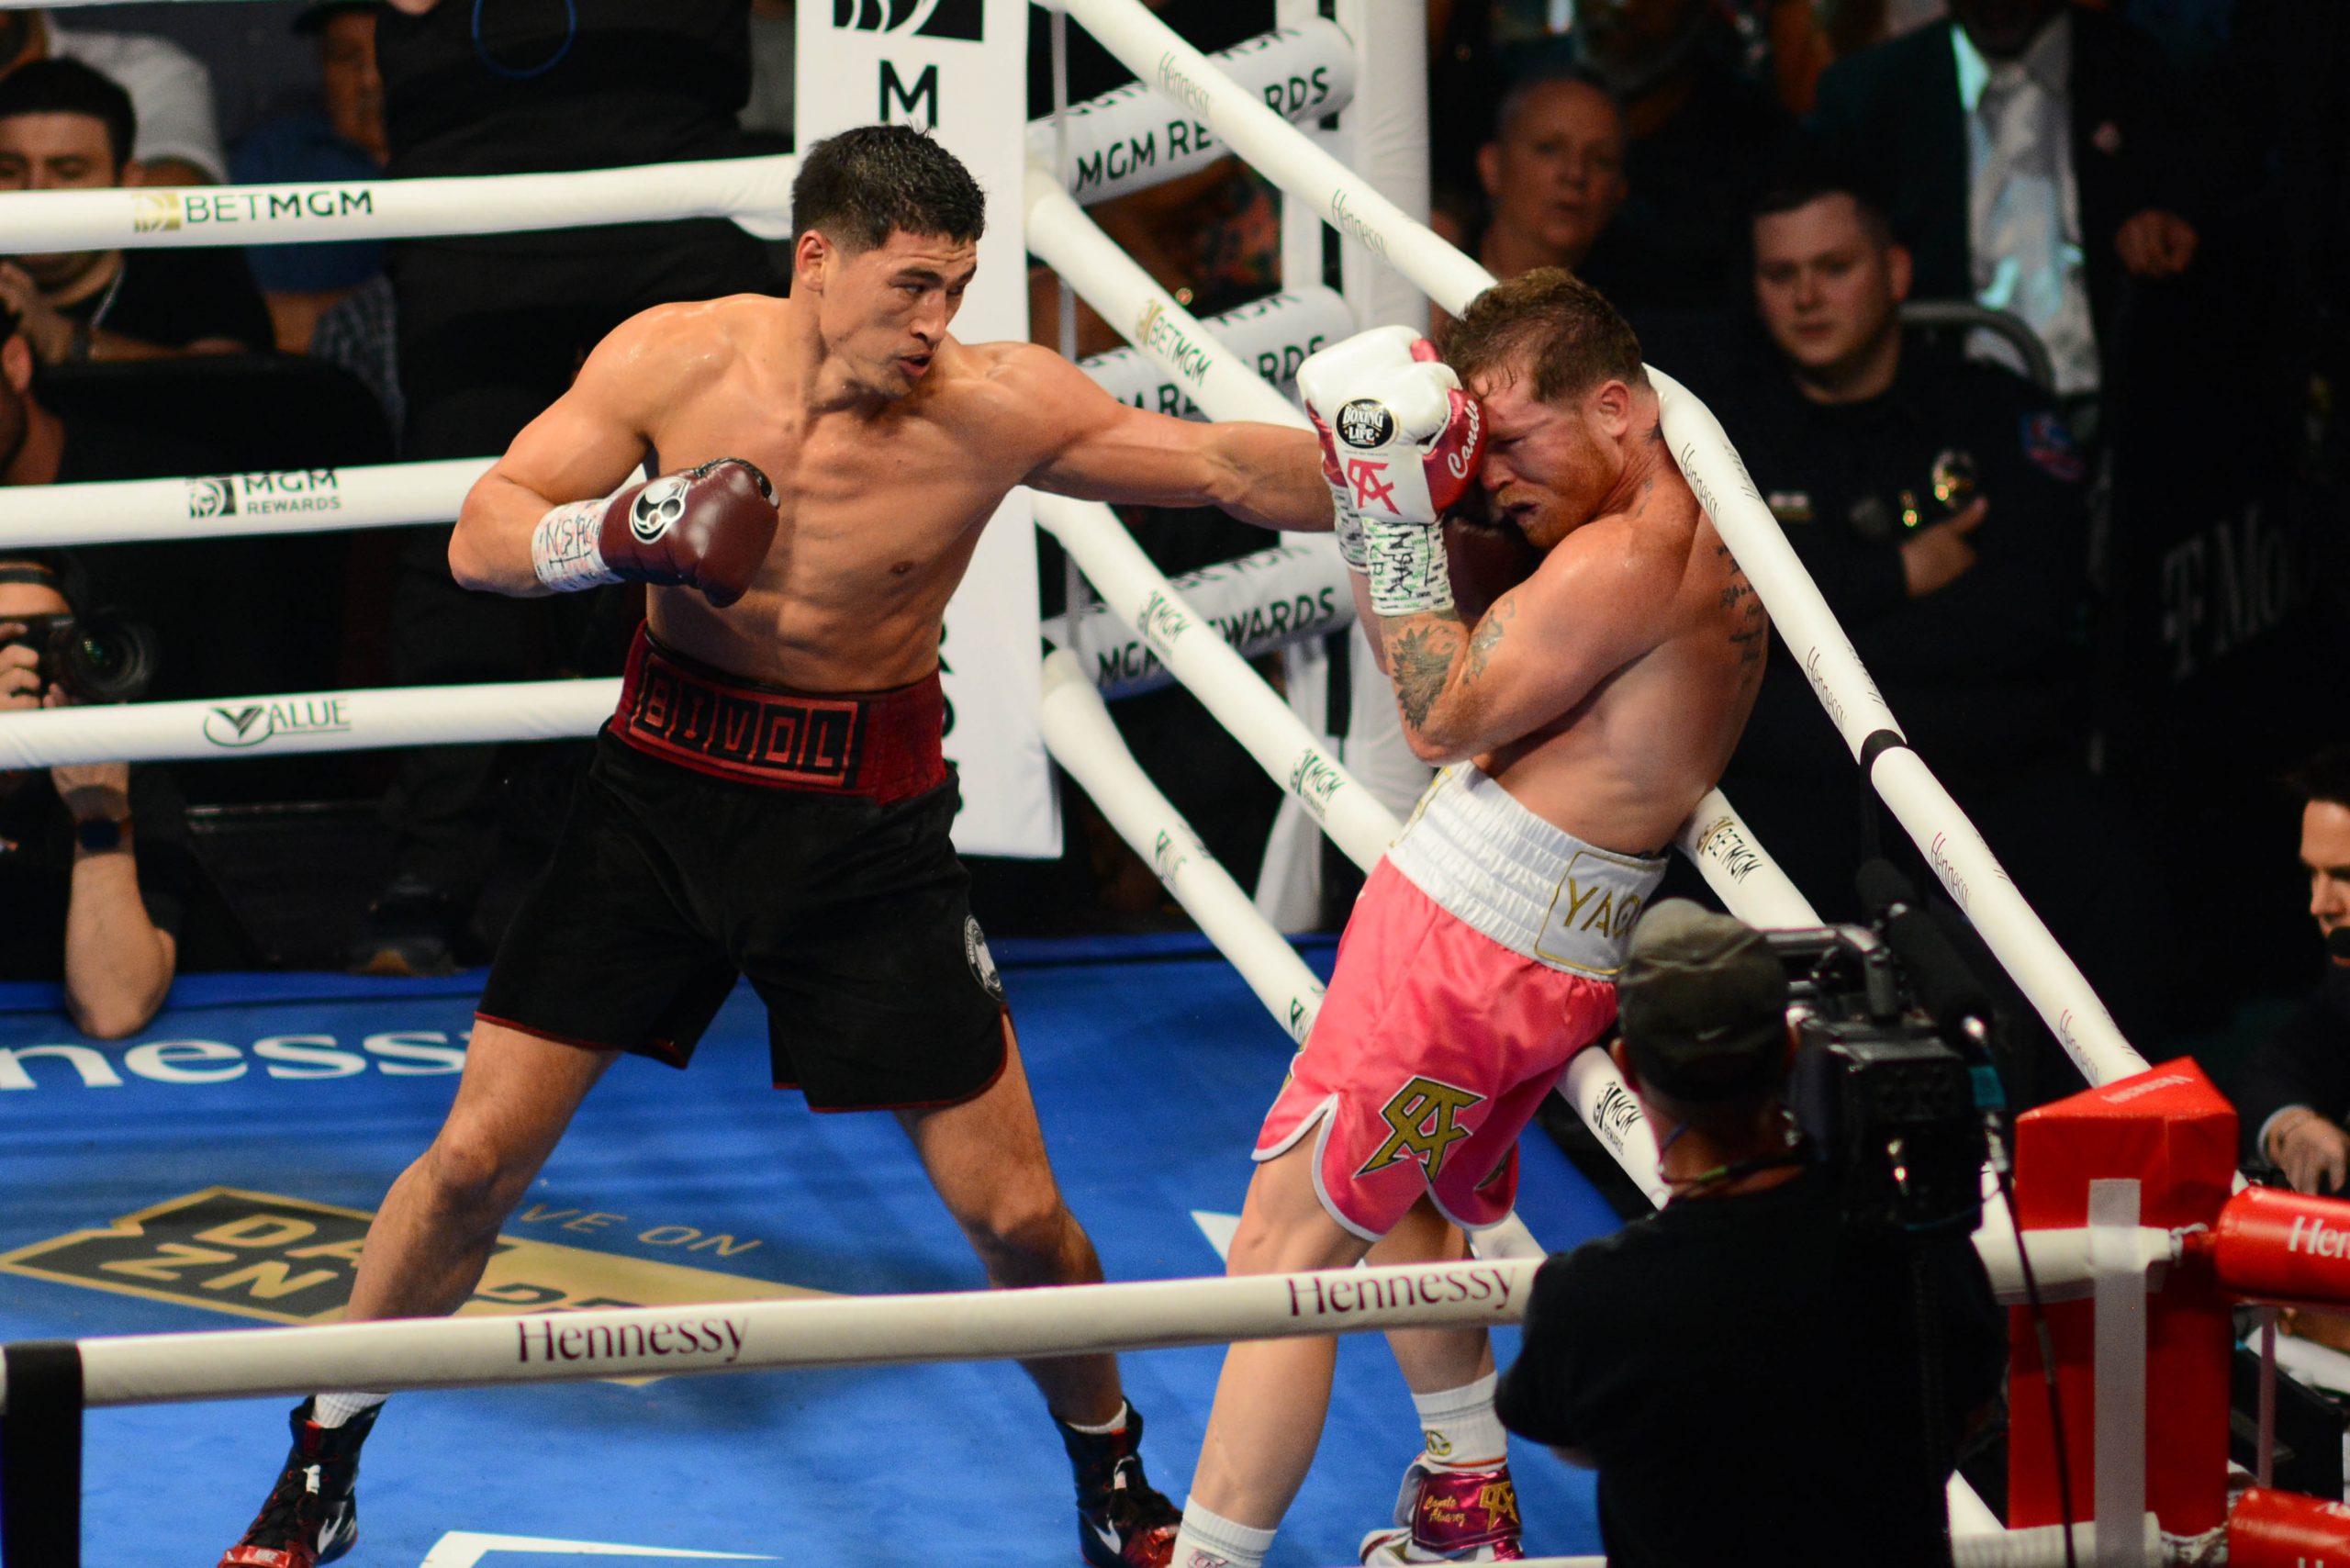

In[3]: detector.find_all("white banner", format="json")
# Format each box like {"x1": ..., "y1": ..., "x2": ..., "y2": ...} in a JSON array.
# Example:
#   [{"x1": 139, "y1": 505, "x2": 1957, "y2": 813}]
[{"x1": 797, "y1": 0, "x2": 1053, "y2": 857}]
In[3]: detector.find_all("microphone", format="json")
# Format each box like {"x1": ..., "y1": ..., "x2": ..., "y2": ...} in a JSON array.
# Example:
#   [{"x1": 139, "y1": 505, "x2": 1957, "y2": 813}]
[{"x1": 1856, "y1": 858, "x2": 1998, "y2": 1053}]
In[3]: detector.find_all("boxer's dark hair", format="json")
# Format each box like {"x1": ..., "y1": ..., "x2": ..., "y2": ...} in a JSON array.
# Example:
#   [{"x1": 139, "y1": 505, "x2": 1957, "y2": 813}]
[
  {"x1": 0, "y1": 59, "x2": 138, "y2": 170},
  {"x1": 791, "y1": 125, "x2": 986, "y2": 253},
  {"x1": 1443, "y1": 267, "x2": 1645, "y2": 406},
  {"x1": 2286, "y1": 745, "x2": 2350, "y2": 812}
]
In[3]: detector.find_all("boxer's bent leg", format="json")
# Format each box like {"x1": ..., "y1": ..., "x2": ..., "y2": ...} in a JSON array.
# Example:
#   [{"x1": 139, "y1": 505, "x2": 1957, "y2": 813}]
[
  {"x1": 346, "y1": 1019, "x2": 616, "y2": 1322},
  {"x1": 1371, "y1": 1199, "x2": 1495, "y2": 1398},
  {"x1": 897, "y1": 1018, "x2": 1122, "y2": 1426},
  {"x1": 1190, "y1": 1138, "x2": 1376, "y2": 1528}
]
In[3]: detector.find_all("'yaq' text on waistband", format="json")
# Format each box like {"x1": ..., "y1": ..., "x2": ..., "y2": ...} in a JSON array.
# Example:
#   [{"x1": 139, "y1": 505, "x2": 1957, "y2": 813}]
[{"x1": 1386, "y1": 766, "x2": 1669, "y2": 978}]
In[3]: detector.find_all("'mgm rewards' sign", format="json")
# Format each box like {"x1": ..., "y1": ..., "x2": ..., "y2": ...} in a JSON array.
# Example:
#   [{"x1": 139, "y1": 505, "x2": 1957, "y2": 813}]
[{"x1": 798, "y1": 0, "x2": 1055, "y2": 856}]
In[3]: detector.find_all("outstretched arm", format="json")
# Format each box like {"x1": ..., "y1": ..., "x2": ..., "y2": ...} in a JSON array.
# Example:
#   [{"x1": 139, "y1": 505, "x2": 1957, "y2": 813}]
[
  {"x1": 448, "y1": 308, "x2": 699, "y2": 596},
  {"x1": 1382, "y1": 522, "x2": 1676, "y2": 764},
  {"x1": 1015, "y1": 345, "x2": 1333, "y2": 531}
]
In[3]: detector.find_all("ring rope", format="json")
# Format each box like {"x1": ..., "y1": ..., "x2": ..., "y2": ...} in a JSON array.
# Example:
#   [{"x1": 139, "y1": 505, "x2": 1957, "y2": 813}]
[
  {"x1": 0, "y1": 1256, "x2": 1536, "y2": 1412},
  {"x1": 1052, "y1": 0, "x2": 2148, "y2": 1091}
]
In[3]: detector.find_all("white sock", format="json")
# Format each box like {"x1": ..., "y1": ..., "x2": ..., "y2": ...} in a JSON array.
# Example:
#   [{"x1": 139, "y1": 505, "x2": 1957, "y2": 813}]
[
  {"x1": 1412, "y1": 1372, "x2": 1507, "y2": 1469},
  {"x1": 311, "y1": 1392, "x2": 386, "y2": 1428},
  {"x1": 1169, "y1": 1498, "x2": 1276, "y2": 1568},
  {"x1": 1062, "y1": 1400, "x2": 1129, "y2": 1437}
]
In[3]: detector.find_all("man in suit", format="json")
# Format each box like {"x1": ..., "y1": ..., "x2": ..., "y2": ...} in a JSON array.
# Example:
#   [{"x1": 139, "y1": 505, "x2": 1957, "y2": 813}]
[
  {"x1": 2237, "y1": 747, "x2": 2350, "y2": 1193},
  {"x1": 1805, "y1": 0, "x2": 2199, "y2": 406}
]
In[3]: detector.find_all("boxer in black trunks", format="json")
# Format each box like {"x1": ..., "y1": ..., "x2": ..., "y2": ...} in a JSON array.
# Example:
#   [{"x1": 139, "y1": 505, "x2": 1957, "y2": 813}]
[{"x1": 218, "y1": 125, "x2": 1333, "y2": 1568}]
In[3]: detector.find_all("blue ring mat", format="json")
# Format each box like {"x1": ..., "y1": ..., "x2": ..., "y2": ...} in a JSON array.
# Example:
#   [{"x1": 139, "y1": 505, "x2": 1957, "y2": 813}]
[{"x1": 0, "y1": 935, "x2": 1616, "y2": 1566}]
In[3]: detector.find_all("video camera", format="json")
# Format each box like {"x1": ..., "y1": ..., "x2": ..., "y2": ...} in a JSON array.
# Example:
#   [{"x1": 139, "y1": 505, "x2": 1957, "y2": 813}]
[{"x1": 1765, "y1": 863, "x2": 2001, "y2": 1238}]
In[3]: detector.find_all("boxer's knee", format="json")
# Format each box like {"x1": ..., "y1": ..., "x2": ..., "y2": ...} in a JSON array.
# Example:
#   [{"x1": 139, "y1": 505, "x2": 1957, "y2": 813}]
[
  {"x1": 961, "y1": 1182, "x2": 1090, "y2": 1285},
  {"x1": 419, "y1": 1119, "x2": 534, "y2": 1230}
]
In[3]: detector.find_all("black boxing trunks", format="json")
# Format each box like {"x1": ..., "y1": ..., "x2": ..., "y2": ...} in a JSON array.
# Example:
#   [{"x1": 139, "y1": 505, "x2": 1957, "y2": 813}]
[{"x1": 476, "y1": 628, "x2": 1007, "y2": 1111}]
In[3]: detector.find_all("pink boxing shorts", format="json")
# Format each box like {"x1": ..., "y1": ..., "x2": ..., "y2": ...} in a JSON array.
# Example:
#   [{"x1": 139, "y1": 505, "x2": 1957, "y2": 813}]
[{"x1": 1255, "y1": 767, "x2": 1667, "y2": 1239}]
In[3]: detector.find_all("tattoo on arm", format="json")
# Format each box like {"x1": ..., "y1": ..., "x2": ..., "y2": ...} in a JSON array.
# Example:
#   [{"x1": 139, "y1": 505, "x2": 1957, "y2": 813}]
[
  {"x1": 1465, "y1": 595, "x2": 1516, "y2": 682},
  {"x1": 1387, "y1": 618, "x2": 1462, "y2": 729}
]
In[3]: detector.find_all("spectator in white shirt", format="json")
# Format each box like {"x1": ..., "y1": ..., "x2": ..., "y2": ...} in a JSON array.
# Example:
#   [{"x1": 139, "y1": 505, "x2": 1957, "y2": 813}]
[{"x1": 0, "y1": 8, "x2": 224, "y2": 185}]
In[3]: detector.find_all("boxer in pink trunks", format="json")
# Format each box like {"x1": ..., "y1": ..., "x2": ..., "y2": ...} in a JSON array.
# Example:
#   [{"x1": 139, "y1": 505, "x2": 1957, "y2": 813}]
[{"x1": 1167, "y1": 270, "x2": 1767, "y2": 1568}]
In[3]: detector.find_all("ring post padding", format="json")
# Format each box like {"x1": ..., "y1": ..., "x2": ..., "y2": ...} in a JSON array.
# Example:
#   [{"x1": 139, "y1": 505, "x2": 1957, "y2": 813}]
[
  {"x1": 1040, "y1": 651, "x2": 1325, "y2": 1043},
  {"x1": 0, "y1": 155, "x2": 800, "y2": 253},
  {"x1": 1032, "y1": 493, "x2": 1395, "y2": 870},
  {"x1": 0, "y1": 458, "x2": 490, "y2": 550},
  {"x1": 1030, "y1": 19, "x2": 1358, "y2": 206},
  {"x1": 28, "y1": 1258, "x2": 1539, "y2": 1409},
  {"x1": 0, "y1": 1340, "x2": 84, "y2": 1568}
]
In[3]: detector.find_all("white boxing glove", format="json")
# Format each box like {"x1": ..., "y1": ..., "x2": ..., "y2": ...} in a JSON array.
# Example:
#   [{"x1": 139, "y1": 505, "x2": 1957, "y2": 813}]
[{"x1": 1297, "y1": 326, "x2": 1486, "y2": 616}]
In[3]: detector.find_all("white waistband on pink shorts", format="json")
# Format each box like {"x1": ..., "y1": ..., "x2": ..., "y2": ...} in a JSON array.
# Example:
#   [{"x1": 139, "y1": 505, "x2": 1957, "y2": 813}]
[{"x1": 1384, "y1": 766, "x2": 1669, "y2": 979}]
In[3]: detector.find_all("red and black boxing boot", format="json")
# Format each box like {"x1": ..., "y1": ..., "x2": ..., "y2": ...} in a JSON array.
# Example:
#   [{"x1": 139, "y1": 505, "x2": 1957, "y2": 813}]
[
  {"x1": 218, "y1": 1397, "x2": 380, "y2": 1568},
  {"x1": 1058, "y1": 1402, "x2": 1183, "y2": 1568}
]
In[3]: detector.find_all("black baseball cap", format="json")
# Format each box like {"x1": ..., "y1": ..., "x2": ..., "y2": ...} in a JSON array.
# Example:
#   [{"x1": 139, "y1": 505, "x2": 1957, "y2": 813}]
[{"x1": 1617, "y1": 900, "x2": 1789, "y2": 1103}]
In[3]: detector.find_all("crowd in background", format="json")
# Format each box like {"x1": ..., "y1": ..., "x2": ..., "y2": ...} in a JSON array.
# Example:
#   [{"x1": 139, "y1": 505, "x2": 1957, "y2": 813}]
[{"x1": 0, "y1": 0, "x2": 2339, "y2": 1119}]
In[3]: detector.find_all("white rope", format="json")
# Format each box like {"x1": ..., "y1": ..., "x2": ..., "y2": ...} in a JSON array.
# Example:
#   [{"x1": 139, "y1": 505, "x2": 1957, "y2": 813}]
[
  {"x1": 1080, "y1": 286, "x2": 1353, "y2": 419},
  {"x1": 1503, "y1": 1521, "x2": 2168, "y2": 1568},
  {"x1": 0, "y1": 1255, "x2": 1536, "y2": 1411},
  {"x1": 1030, "y1": 20, "x2": 1357, "y2": 207},
  {"x1": 1041, "y1": 651, "x2": 1326, "y2": 1043},
  {"x1": 1025, "y1": 164, "x2": 1308, "y2": 431},
  {"x1": 0, "y1": 678, "x2": 613, "y2": 770},
  {"x1": 1045, "y1": 539, "x2": 1355, "y2": 700},
  {"x1": 1057, "y1": 0, "x2": 2148, "y2": 1090},
  {"x1": 0, "y1": 155, "x2": 800, "y2": 252},
  {"x1": 1035, "y1": 493, "x2": 1392, "y2": 870},
  {"x1": 0, "y1": 458, "x2": 487, "y2": 549}
]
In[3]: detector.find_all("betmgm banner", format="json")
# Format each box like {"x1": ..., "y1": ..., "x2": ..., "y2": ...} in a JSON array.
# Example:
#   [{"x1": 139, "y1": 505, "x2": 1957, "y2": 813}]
[{"x1": 797, "y1": 0, "x2": 1056, "y2": 857}]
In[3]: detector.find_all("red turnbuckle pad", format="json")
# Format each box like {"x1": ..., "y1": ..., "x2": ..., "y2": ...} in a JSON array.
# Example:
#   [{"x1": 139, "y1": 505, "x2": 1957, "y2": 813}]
[
  {"x1": 2207, "y1": 1185, "x2": 2350, "y2": 1308},
  {"x1": 2229, "y1": 1487, "x2": 2350, "y2": 1567}
]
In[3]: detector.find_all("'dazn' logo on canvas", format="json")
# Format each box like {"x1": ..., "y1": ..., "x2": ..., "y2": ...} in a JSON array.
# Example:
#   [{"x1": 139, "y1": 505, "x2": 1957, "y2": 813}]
[
  {"x1": 0, "y1": 1189, "x2": 826, "y2": 1379},
  {"x1": 833, "y1": 0, "x2": 982, "y2": 39},
  {"x1": 1356, "y1": 1077, "x2": 1485, "y2": 1182}
]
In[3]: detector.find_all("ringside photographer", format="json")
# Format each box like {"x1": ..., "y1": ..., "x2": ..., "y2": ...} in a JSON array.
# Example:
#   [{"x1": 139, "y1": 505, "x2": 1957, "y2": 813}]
[
  {"x1": 1495, "y1": 900, "x2": 2007, "y2": 1567},
  {"x1": 0, "y1": 551, "x2": 189, "y2": 1036}
]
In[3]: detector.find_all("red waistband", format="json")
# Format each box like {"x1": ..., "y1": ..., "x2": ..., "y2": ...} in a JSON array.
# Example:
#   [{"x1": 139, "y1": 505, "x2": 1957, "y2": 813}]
[{"x1": 611, "y1": 627, "x2": 948, "y2": 802}]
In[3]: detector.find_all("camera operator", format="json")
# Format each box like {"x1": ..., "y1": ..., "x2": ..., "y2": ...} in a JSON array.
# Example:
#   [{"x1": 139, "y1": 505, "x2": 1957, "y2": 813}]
[
  {"x1": 2237, "y1": 745, "x2": 2350, "y2": 1194},
  {"x1": 1495, "y1": 900, "x2": 2006, "y2": 1566},
  {"x1": 0, "y1": 552, "x2": 189, "y2": 1036}
]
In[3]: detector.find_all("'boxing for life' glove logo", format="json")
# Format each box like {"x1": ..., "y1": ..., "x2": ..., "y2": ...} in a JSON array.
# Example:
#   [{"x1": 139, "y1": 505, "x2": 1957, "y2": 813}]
[
  {"x1": 630, "y1": 476, "x2": 690, "y2": 543},
  {"x1": 1336, "y1": 398, "x2": 1396, "y2": 450}
]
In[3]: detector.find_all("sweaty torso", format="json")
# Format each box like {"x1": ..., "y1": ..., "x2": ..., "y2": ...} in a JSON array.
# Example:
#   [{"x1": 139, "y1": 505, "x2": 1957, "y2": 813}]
[
  {"x1": 1476, "y1": 470, "x2": 1766, "y2": 855},
  {"x1": 633, "y1": 301, "x2": 1051, "y2": 691}
]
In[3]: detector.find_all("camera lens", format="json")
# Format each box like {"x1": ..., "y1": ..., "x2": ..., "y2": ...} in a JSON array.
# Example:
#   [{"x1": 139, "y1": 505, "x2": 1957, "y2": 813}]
[{"x1": 62, "y1": 614, "x2": 158, "y2": 703}]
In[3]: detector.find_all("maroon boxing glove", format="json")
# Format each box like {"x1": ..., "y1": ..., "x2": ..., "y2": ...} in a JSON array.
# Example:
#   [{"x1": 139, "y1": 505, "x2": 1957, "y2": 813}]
[{"x1": 531, "y1": 458, "x2": 778, "y2": 609}]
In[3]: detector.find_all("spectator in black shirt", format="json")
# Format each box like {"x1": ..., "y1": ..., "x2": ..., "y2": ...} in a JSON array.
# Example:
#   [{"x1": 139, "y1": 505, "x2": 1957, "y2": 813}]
[
  {"x1": 2235, "y1": 746, "x2": 2350, "y2": 1193},
  {"x1": 1496, "y1": 900, "x2": 2005, "y2": 1568},
  {"x1": 0, "y1": 553, "x2": 191, "y2": 1034},
  {"x1": 0, "y1": 60, "x2": 272, "y2": 364}
]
